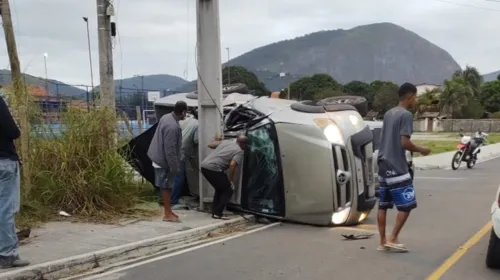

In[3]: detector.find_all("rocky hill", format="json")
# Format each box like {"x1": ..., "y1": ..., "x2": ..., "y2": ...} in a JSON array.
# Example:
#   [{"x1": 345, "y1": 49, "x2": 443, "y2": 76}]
[
  {"x1": 0, "y1": 70, "x2": 188, "y2": 98},
  {"x1": 0, "y1": 69, "x2": 87, "y2": 97},
  {"x1": 484, "y1": 70, "x2": 500, "y2": 82},
  {"x1": 178, "y1": 22, "x2": 461, "y2": 92}
]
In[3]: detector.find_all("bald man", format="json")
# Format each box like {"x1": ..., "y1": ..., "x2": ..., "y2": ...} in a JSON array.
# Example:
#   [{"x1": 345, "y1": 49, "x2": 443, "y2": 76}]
[{"x1": 201, "y1": 135, "x2": 249, "y2": 219}]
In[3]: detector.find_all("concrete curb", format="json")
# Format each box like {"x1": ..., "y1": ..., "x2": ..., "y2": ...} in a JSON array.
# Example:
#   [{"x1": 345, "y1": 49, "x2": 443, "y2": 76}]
[
  {"x1": 415, "y1": 150, "x2": 500, "y2": 171},
  {"x1": 0, "y1": 216, "x2": 251, "y2": 280}
]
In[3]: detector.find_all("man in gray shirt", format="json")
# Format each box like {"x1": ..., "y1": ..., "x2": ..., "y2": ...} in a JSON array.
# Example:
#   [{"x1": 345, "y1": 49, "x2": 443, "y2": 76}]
[
  {"x1": 148, "y1": 101, "x2": 187, "y2": 222},
  {"x1": 377, "y1": 83, "x2": 431, "y2": 252},
  {"x1": 201, "y1": 135, "x2": 249, "y2": 219}
]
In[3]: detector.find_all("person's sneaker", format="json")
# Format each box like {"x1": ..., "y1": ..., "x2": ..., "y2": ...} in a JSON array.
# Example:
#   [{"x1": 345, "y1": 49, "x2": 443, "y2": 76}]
[{"x1": 0, "y1": 256, "x2": 30, "y2": 269}]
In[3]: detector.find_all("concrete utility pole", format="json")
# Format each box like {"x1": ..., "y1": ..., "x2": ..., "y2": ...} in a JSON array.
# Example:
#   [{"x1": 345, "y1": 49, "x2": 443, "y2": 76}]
[
  {"x1": 96, "y1": 0, "x2": 115, "y2": 110},
  {"x1": 196, "y1": 0, "x2": 223, "y2": 211},
  {"x1": 0, "y1": 0, "x2": 31, "y2": 191}
]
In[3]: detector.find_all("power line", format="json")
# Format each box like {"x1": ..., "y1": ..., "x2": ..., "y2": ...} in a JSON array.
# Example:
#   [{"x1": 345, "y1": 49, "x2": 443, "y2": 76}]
[{"x1": 434, "y1": 0, "x2": 500, "y2": 11}]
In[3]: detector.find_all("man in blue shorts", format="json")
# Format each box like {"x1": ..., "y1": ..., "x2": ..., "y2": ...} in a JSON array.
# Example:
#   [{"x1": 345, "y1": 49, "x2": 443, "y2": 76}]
[{"x1": 377, "y1": 83, "x2": 431, "y2": 252}]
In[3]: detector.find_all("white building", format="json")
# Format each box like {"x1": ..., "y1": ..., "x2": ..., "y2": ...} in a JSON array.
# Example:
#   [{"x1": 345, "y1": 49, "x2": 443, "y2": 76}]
[{"x1": 415, "y1": 83, "x2": 441, "y2": 96}]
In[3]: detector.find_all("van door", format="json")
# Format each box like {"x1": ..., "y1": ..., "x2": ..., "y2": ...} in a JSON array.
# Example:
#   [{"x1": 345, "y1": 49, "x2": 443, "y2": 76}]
[{"x1": 241, "y1": 120, "x2": 285, "y2": 216}]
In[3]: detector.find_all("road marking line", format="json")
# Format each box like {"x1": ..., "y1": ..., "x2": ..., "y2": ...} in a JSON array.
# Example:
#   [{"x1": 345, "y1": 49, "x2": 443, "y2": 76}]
[
  {"x1": 79, "y1": 222, "x2": 280, "y2": 279},
  {"x1": 426, "y1": 221, "x2": 492, "y2": 280},
  {"x1": 416, "y1": 177, "x2": 464, "y2": 180}
]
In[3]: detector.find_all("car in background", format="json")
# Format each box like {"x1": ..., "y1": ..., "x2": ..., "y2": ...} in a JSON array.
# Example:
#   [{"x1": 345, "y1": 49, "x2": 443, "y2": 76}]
[
  {"x1": 365, "y1": 120, "x2": 414, "y2": 195},
  {"x1": 486, "y1": 184, "x2": 500, "y2": 268}
]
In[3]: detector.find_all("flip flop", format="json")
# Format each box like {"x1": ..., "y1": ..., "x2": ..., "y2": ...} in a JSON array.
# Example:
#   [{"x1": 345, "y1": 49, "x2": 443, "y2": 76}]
[
  {"x1": 212, "y1": 215, "x2": 230, "y2": 220},
  {"x1": 377, "y1": 246, "x2": 389, "y2": 251},
  {"x1": 385, "y1": 243, "x2": 408, "y2": 252},
  {"x1": 163, "y1": 217, "x2": 181, "y2": 223}
]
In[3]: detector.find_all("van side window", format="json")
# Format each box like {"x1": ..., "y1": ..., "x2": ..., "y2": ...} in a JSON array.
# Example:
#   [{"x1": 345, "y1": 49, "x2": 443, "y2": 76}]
[{"x1": 243, "y1": 123, "x2": 283, "y2": 215}]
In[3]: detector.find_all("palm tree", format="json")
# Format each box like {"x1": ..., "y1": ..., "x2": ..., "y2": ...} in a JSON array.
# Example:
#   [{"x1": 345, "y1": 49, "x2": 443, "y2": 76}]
[
  {"x1": 452, "y1": 66, "x2": 483, "y2": 98},
  {"x1": 417, "y1": 88, "x2": 441, "y2": 114},
  {"x1": 439, "y1": 78, "x2": 468, "y2": 118}
]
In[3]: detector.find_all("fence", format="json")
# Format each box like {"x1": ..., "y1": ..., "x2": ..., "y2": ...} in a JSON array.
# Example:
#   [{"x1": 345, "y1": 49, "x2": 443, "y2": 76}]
[{"x1": 414, "y1": 119, "x2": 500, "y2": 133}]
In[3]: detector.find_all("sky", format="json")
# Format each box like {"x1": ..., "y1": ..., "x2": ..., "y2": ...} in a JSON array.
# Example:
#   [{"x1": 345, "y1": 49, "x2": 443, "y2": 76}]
[{"x1": 1, "y1": 0, "x2": 499, "y2": 89}]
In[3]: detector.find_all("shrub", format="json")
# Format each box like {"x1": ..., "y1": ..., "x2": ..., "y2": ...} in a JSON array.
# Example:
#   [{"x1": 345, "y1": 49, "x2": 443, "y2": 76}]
[{"x1": 19, "y1": 107, "x2": 152, "y2": 225}]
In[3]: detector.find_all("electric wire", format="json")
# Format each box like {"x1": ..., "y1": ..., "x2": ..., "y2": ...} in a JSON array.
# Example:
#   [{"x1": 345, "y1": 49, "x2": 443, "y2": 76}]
[{"x1": 434, "y1": 0, "x2": 500, "y2": 11}]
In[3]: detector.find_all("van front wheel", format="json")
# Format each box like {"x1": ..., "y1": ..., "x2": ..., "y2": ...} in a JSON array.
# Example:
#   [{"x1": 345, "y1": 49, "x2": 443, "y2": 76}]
[{"x1": 486, "y1": 230, "x2": 500, "y2": 269}]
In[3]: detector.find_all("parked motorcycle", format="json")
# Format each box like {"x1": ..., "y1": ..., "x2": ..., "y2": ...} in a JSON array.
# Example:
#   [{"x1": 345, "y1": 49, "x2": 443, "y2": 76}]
[{"x1": 451, "y1": 131, "x2": 488, "y2": 170}]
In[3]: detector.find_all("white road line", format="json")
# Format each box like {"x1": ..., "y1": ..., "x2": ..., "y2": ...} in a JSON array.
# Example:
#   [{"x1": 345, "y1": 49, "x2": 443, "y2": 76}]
[
  {"x1": 415, "y1": 176, "x2": 464, "y2": 180},
  {"x1": 79, "y1": 222, "x2": 280, "y2": 279}
]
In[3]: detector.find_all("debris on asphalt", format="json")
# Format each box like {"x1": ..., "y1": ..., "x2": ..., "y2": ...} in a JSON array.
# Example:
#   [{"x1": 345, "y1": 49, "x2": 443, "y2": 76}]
[{"x1": 341, "y1": 233, "x2": 374, "y2": 240}]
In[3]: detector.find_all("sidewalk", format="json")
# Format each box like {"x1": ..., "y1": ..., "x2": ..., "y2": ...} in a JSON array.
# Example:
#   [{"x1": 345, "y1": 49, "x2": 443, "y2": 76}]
[
  {"x1": 413, "y1": 142, "x2": 500, "y2": 170},
  {"x1": 0, "y1": 209, "x2": 248, "y2": 280}
]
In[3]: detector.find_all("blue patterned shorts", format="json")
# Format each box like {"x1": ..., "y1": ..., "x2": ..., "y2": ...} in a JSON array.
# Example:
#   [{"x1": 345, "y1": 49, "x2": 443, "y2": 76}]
[{"x1": 377, "y1": 160, "x2": 417, "y2": 212}]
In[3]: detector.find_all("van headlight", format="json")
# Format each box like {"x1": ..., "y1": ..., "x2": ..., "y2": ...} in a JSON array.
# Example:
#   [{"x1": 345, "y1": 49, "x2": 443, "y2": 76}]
[
  {"x1": 314, "y1": 119, "x2": 344, "y2": 146},
  {"x1": 331, "y1": 207, "x2": 351, "y2": 225},
  {"x1": 348, "y1": 114, "x2": 364, "y2": 130}
]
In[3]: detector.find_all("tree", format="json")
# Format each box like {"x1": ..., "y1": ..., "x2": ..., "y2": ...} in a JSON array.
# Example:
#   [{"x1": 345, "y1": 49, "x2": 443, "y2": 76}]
[
  {"x1": 416, "y1": 88, "x2": 440, "y2": 114},
  {"x1": 289, "y1": 73, "x2": 341, "y2": 100},
  {"x1": 312, "y1": 88, "x2": 343, "y2": 100},
  {"x1": 439, "y1": 78, "x2": 469, "y2": 118},
  {"x1": 369, "y1": 80, "x2": 398, "y2": 93},
  {"x1": 222, "y1": 66, "x2": 270, "y2": 97},
  {"x1": 452, "y1": 66, "x2": 483, "y2": 98},
  {"x1": 480, "y1": 80, "x2": 500, "y2": 113},
  {"x1": 373, "y1": 84, "x2": 399, "y2": 115},
  {"x1": 342, "y1": 80, "x2": 375, "y2": 108}
]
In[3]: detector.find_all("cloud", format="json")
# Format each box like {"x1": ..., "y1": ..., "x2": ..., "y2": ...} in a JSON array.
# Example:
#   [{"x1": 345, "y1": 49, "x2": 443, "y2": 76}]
[{"x1": 1, "y1": 0, "x2": 499, "y2": 87}]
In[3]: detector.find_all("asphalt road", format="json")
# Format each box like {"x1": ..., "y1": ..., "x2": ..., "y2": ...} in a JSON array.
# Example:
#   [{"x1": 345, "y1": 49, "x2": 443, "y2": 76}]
[{"x1": 83, "y1": 158, "x2": 500, "y2": 280}]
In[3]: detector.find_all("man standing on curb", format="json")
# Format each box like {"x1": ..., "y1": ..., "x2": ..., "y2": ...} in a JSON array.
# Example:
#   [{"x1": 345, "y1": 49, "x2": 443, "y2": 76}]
[
  {"x1": 376, "y1": 83, "x2": 431, "y2": 253},
  {"x1": 201, "y1": 135, "x2": 248, "y2": 220},
  {"x1": 0, "y1": 95, "x2": 29, "y2": 268},
  {"x1": 148, "y1": 101, "x2": 187, "y2": 223}
]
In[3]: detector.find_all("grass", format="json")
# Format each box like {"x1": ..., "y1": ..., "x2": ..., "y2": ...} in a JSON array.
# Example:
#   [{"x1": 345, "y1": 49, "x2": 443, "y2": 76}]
[
  {"x1": 413, "y1": 140, "x2": 457, "y2": 157},
  {"x1": 413, "y1": 133, "x2": 500, "y2": 157},
  {"x1": 15, "y1": 108, "x2": 157, "y2": 229}
]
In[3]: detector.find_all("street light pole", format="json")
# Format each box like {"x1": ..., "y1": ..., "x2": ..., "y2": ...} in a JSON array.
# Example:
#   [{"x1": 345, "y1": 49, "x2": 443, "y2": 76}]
[
  {"x1": 83, "y1": 17, "x2": 95, "y2": 91},
  {"x1": 43, "y1": 53, "x2": 49, "y2": 93},
  {"x1": 226, "y1": 47, "x2": 230, "y2": 85}
]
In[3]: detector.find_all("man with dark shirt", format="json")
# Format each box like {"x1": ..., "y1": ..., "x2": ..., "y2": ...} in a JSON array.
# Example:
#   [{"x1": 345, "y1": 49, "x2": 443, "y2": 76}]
[
  {"x1": 0, "y1": 96, "x2": 29, "y2": 268},
  {"x1": 376, "y1": 83, "x2": 431, "y2": 252}
]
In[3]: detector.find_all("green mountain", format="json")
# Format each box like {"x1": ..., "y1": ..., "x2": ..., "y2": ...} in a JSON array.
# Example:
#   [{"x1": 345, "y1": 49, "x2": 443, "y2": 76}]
[{"x1": 177, "y1": 22, "x2": 461, "y2": 92}]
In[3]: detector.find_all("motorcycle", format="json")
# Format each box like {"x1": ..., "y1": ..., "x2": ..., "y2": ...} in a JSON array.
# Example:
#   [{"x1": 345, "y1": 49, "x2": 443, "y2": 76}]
[{"x1": 451, "y1": 131, "x2": 488, "y2": 170}]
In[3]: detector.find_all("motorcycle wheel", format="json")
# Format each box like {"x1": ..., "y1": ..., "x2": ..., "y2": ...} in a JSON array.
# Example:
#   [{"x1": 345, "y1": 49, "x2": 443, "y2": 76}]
[{"x1": 451, "y1": 151, "x2": 462, "y2": 170}]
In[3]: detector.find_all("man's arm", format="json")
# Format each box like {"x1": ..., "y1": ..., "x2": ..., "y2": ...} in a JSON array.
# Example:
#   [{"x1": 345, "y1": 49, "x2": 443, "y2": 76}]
[
  {"x1": 0, "y1": 97, "x2": 20, "y2": 140},
  {"x1": 400, "y1": 112, "x2": 430, "y2": 155},
  {"x1": 164, "y1": 127, "x2": 181, "y2": 173},
  {"x1": 208, "y1": 140, "x2": 221, "y2": 149},
  {"x1": 227, "y1": 151, "x2": 243, "y2": 183}
]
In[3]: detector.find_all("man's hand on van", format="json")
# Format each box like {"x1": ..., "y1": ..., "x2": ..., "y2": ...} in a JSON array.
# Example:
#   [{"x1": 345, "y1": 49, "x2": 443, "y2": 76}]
[{"x1": 215, "y1": 135, "x2": 222, "y2": 141}]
